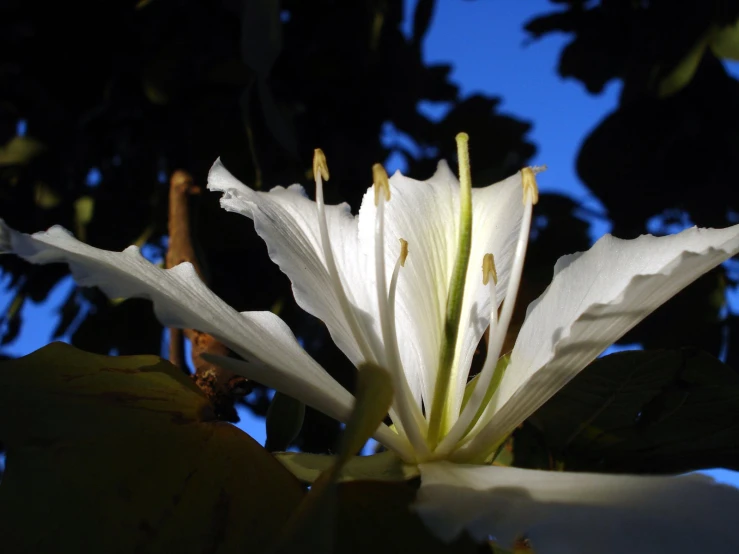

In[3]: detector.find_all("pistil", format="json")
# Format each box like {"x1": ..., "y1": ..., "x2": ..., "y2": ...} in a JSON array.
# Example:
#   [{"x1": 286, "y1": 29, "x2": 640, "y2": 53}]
[
  {"x1": 436, "y1": 166, "x2": 540, "y2": 456},
  {"x1": 427, "y1": 133, "x2": 474, "y2": 448}
]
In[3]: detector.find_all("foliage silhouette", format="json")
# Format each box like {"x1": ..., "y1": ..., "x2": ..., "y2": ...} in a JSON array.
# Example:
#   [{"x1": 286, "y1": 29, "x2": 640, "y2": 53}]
[
  {"x1": 0, "y1": 0, "x2": 540, "y2": 455},
  {"x1": 526, "y1": 0, "x2": 739, "y2": 367}
]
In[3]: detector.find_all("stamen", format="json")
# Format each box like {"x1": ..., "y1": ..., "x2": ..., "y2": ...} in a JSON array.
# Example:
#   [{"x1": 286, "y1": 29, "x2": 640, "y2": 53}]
[
  {"x1": 482, "y1": 253, "x2": 497, "y2": 286},
  {"x1": 373, "y1": 165, "x2": 430, "y2": 457},
  {"x1": 388, "y1": 238, "x2": 413, "y2": 443},
  {"x1": 427, "y1": 132, "x2": 474, "y2": 448},
  {"x1": 435, "y1": 167, "x2": 538, "y2": 456},
  {"x1": 313, "y1": 149, "x2": 377, "y2": 366}
]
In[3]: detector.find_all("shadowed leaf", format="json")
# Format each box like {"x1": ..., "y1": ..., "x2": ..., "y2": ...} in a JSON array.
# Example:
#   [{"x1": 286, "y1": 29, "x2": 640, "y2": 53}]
[
  {"x1": 526, "y1": 348, "x2": 739, "y2": 474},
  {"x1": 0, "y1": 343, "x2": 304, "y2": 553}
]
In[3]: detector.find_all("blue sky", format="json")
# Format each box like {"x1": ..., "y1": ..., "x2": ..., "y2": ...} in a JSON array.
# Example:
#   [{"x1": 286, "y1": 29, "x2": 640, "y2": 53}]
[
  {"x1": 1, "y1": 0, "x2": 738, "y2": 485},
  {"x1": 407, "y1": 0, "x2": 618, "y2": 232}
]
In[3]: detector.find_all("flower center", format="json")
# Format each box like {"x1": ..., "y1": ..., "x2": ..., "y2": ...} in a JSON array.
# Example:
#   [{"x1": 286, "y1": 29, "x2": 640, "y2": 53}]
[
  {"x1": 433, "y1": 165, "x2": 540, "y2": 460},
  {"x1": 312, "y1": 143, "x2": 541, "y2": 463}
]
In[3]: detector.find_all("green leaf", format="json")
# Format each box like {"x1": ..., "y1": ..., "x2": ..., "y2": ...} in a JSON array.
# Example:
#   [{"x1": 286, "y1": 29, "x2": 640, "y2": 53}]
[
  {"x1": 710, "y1": 19, "x2": 739, "y2": 60},
  {"x1": 0, "y1": 136, "x2": 46, "y2": 166},
  {"x1": 266, "y1": 391, "x2": 305, "y2": 452},
  {"x1": 527, "y1": 348, "x2": 739, "y2": 474},
  {"x1": 657, "y1": 34, "x2": 710, "y2": 97},
  {"x1": 275, "y1": 450, "x2": 419, "y2": 483},
  {"x1": 0, "y1": 343, "x2": 304, "y2": 553}
]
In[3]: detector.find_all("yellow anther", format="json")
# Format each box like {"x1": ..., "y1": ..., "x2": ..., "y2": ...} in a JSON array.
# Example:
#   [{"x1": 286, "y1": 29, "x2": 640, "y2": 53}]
[
  {"x1": 373, "y1": 163, "x2": 391, "y2": 205},
  {"x1": 313, "y1": 148, "x2": 330, "y2": 181},
  {"x1": 399, "y1": 238, "x2": 408, "y2": 267},
  {"x1": 482, "y1": 253, "x2": 498, "y2": 286},
  {"x1": 520, "y1": 166, "x2": 541, "y2": 205}
]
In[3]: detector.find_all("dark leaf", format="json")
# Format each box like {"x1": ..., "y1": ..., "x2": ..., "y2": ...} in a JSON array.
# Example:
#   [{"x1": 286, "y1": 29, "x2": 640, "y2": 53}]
[
  {"x1": 412, "y1": 0, "x2": 436, "y2": 47},
  {"x1": 0, "y1": 343, "x2": 304, "y2": 552},
  {"x1": 266, "y1": 391, "x2": 305, "y2": 452},
  {"x1": 241, "y1": 0, "x2": 283, "y2": 77},
  {"x1": 527, "y1": 348, "x2": 739, "y2": 474}
]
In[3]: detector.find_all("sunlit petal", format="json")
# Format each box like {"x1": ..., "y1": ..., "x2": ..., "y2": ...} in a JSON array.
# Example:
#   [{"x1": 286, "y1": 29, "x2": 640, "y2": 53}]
[
  {"x1": 357, "y1": 162, "x2": 524, "y2": 410},
  {"x1": 208, "y1": 159, "x2": 381, "y2": 368},
  {"x1": 0, "y1": 221, "x2": 356, "y2": 433},
  {"x1": 462, "y1": 224, "x2": 739, "y2": 456}
]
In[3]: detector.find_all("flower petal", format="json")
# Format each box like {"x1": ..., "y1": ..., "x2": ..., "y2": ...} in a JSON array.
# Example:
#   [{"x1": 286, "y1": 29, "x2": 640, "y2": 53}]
[
  {"x1": 356, "y1": 163, "x2": 524, "y2": 410},
  {"x1": 208, "y1": 159, "x2": 382, "y2": 370},
  {"x1": 415, "y1": 462, "x2": 739, "y2": 552},
  {"x1": 463, "y1": 225, "x2": 739, "y2": 456},
  {"x1": 211, "y1": 160, "x2": 525, "y2": 412},
  {"x1": 0, "y1": 221, "x2": 355, "y2": 434}
]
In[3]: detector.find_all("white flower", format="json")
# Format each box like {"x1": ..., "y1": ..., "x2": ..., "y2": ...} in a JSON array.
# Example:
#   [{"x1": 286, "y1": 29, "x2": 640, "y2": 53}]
[{"x1": 2, "y1": 133, "x2": 739, "y2": 552}]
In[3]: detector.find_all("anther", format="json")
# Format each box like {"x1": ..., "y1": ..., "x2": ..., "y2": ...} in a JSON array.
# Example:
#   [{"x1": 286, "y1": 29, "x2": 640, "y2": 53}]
[
  {"x1": 520, "y1": 167, "x2": 541, "y2": 205},
  {"x1": 373, "y1": 163, "x2": 391, "y2": 205},
  {"x1": 398, "y1": 238, "x2": 409, "y2": 267},
  {"x1": 313, "y1": 149, "x2": 330, "y2": 181},
  {"x1": 482, "y1": 253, "x2": 497, "y2": 286}
]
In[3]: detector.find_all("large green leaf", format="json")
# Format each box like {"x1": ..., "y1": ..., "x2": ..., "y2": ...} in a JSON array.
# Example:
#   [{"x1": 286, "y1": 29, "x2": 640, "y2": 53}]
[
  {"x1": 0, "y1": 343, "x2": 303, "y2": 553},
  {"x1": 526, "y1": 348, "x2": 739, "y2": 474}
]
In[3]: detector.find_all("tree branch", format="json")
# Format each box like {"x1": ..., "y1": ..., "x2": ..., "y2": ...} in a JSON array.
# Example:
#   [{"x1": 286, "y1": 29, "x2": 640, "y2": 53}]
[{"x1": 167, "y1": 169, "x2": 250, "y2": 421}]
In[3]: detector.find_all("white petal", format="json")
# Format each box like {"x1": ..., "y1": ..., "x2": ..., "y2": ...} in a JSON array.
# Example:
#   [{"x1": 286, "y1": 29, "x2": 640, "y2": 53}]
[
  {"x1": 464, "y1": 225, "x2": 739, "y2": 455},
  {"x1": 356, "y1": 162, "x2": 524, "y2": 410},
  {"x1": 415, "y1": 462, "x2": 739, "y2": 552},
  {"x1": 208, "y1": 159, "x2": 382, "y2": 370},
  {"x1": 0, "y1": 221, "x2": 355, "y2": 432}
]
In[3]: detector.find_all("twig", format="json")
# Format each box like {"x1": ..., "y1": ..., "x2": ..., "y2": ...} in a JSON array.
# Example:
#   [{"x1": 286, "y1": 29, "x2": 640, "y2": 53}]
[{"x1": 167, "y1": 169, "x2": 250, "y2": 421}]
